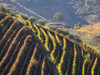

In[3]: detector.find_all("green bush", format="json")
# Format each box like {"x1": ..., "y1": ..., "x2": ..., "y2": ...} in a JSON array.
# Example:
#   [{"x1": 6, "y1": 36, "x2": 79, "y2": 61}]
[
  {"x1": 20, "y1": 13, "x2": 28, "y2": 20},
  {"x1": 29, "y1": 16, "x2": 36, "y2": 23},
  {"x1": 53, "y1": 13, "x2": 64, "y2": 21},
  {"x1": 57, "y1": 29, "x2": 69, "y2": 35},
  {"x1": 38, "y1": 19, "x2": 46, "y2": 25}
]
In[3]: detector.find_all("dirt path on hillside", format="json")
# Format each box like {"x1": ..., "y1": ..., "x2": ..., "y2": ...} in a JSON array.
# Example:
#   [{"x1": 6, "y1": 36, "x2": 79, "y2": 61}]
[{"x1": 16, "y1": 3, "x2": 48, "y2": 21}]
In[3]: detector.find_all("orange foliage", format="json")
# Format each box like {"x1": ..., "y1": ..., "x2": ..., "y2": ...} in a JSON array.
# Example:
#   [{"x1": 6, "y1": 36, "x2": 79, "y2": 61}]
[{"x1": 75, "y1": 23, "x2": 100, "y2": 36}]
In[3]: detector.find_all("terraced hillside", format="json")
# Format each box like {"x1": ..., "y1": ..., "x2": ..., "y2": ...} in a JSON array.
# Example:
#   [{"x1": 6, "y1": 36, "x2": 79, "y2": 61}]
[
  {"x1": 0, "y1": 12, "x2": 57, "y2": 75},
  {"x1": 0, "y1": 12, "x2": 100, "y2": 75},
  {"x1": 26, "y1": 22, "x2": 100, "y2": 75}
]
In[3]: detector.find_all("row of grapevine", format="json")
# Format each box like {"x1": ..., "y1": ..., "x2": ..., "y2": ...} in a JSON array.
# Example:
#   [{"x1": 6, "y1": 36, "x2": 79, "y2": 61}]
[
  {"x1": 26, "y1": 43, "x2": 39, "y2": 75},
  {"x1": 33, "y1": 24, "x2": 43, "y2": 43},
  {"x1": 0, "y1": 13, "x2": 100, "y2": 75},
  {"x1": 55, "y1": 34, "x2": 62, "y2": 46},
  {"x1": 58, "y1": 38, "x2": 66, "y2": 75},
  {"x1": 0, "y1": 19, "x2": 19, "y2": 44},
  {"x1": 0, "y1": 14, "x2": 55, "y2": 75},
  {"x1": 82, "y1": 54, "x2": 90, "y2": 75},
  {"x1": 0, "y1": 19, "x2": 21, "y2": 60},
  {"x1": 65, "y1": 42, "x2": 73, "y2": 75},
  {"x1": 1, "y1": 36, "x2": 27, "y2": 75},
  {"x1": 0, "y1": 15, "x2": 11, "y2": 24},
  {"x1": 0, "y1": 18, "x2": 14, "y2": 37},
  {"x1": 31, "y1": 24, "x2": 100, "y2": 75},
  {"x1": 40, "y1": 28, "x2": 50, "y2": 52},
  {"x1": 91, "y1": 58, "x2": 98, "y2": 75},
  {"x1": 0, "y1": 15, "x2": 13, "y2": 39},
  {"x1": 26, "y1": 20, "x2": 36, "y2": 33},
  {"x1": 0, "y1": 27, "x2": 20, "y2": 61},
  {"x1": 20, "y1": 14, "x2": 100, "y2": 75},
  {"x1": 41, "y1": 58, "x2": 46, "y2": 75},
  {"x1": 0, "y1": 26, "x2": 27, "y2": 66},
  {"x1": 72, "y1": 45, "x2": 77, "y2": 75},
  {"x1": 19, "y1": 43, "x2": 36, "y2": 75},
  {"x1": 16, "y1": 14, "x2": 27, "y2": 25},
  {"x1": 48, "y1": 31, "x2": 57, "y2": 64},
  {"x1": 7, "y1": 35, "x2": 33, "y2": 75}
]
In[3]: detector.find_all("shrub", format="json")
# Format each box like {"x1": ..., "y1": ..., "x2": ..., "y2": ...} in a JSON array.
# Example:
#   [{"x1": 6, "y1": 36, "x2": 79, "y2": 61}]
[
  {"x1": 57, "y1": 29, "x2": 69, "y2": 35},
  {"x1": 29, "y1": 16, "x2": 36, "y2": 23},
  {"x1": 68, "y1": 34, "x2": 82, "y2": 42},
  {"x1": 20, "y1": 14, "x2": 28, "y2": 20},
  {"x1": 38, "y1": 19, "x2": 46, "y2": 25},
  {"x1": 53, "y1": 13, "x2": 64, "y2": 21}
]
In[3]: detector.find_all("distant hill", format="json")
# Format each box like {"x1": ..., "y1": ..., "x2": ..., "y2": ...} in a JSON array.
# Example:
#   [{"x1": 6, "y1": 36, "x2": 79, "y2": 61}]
[
  {"x1": 1, "y1": 0, "x2": 100, "y2": 27},
  {"x1": 68, "y1": 0, "x2": 100, "y2": 15},
  {"x1": 0, "y1": 0, "x2": 88, "y2": 27}
]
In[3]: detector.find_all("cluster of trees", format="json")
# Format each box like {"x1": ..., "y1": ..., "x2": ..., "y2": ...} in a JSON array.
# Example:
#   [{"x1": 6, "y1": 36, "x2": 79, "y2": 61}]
[
  {"x1": 0, "y1": 6, "x2": 18, "y2": 14},
  {"x1": 69, "y1": 0, "x2": 100, "y2": 15},
  {"x1": 75, "y1": 6, "x2": 93, "y2": 15}
]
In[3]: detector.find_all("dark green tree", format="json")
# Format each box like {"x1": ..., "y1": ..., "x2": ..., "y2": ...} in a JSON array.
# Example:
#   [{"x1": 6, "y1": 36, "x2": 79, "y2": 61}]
[
  {"x1": 53, "y1": 13, "x2": 64, "y2": 21},
  {"x1": 29, "y1": 16, "x2": 36, "y2": 23}
]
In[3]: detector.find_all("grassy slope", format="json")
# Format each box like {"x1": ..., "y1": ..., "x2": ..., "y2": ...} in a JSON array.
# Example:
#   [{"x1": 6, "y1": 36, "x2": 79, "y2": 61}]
[
  {"x1": 75, "y1": 23, "x2": 100, "y2": 36},
  {"x1": 75, "y1": 23, "x2": 100, "y2": 49}
]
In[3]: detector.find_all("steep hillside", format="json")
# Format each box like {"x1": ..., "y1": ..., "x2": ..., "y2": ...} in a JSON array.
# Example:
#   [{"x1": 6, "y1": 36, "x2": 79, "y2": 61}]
[
  {"x1": 0, "y1": 11, "x2": 100, "y2": 75},
  {"x1": 0, "y1": 12, "x2": 58, "y2": 75}
]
